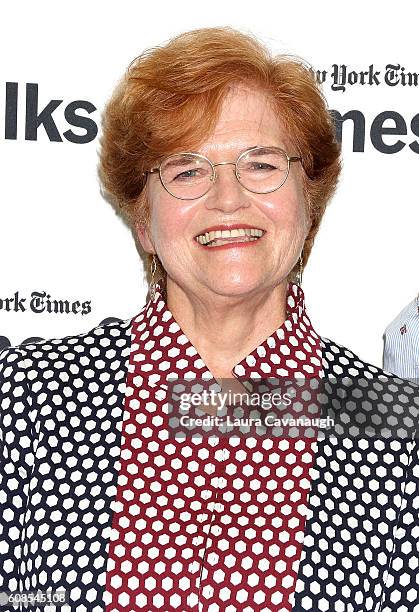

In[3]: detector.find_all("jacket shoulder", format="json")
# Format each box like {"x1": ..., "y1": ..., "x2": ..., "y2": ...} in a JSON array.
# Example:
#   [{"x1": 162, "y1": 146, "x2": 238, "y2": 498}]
[
  {"x1": 0, "y1": 316, "x2": 134, "y2": 416},
  {"x1": 0, "y1": 315, "x2": 133, "y2": 366},
  {"x1": 319, "y1": 335, "x2": 418, "y2": 440}
]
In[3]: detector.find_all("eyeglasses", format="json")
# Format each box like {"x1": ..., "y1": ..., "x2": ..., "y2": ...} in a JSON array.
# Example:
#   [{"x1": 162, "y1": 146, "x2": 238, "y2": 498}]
[{"x1": 142, "y1": 145, "x2": 302, "y2": 200}]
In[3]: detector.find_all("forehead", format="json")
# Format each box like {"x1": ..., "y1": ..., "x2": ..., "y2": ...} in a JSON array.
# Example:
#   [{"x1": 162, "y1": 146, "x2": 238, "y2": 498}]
[{"x1": 199, "y1": 85, "x2": 288, "y2": 155}]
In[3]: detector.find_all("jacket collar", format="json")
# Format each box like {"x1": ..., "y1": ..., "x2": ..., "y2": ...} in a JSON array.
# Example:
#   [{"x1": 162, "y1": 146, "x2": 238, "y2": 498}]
[{"x1": 130, "y1": 279, "x2": 323, "y2": 385}]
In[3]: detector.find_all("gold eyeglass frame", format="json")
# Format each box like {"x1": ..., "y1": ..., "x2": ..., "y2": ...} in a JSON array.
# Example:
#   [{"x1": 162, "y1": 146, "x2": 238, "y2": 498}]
[{"x1": 142, "y1": 145, "x2": 302, "y2": 200}]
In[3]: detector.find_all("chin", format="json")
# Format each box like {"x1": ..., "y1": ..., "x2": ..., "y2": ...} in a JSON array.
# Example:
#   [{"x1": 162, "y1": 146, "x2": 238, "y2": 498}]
[{"x1": 202, "y1": 273, "x2": 268, "y2": 297}]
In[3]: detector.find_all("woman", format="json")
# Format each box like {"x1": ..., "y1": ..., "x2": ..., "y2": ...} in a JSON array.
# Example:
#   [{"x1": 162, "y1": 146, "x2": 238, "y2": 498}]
[{"x1": 1, "y1": 27, "x2": 418, "y2": 612}]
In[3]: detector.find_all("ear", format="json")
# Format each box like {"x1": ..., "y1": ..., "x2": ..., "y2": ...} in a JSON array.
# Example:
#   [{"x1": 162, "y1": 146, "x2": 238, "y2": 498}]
[{"x1": 135, "y1": 221, "x2": 155, "y2": 254}]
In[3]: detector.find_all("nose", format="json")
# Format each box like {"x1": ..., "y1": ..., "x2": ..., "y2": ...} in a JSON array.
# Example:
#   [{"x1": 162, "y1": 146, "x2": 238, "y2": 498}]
[{"x1": 203, "y1": 163, "x2": 250, "y2": 213}]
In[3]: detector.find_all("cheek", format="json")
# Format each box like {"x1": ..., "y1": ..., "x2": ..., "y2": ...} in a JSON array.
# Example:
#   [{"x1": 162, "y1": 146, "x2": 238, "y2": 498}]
[
  {"x1": 147, "y1": 189, "x2": 173, "y2": 241},
  {"x1": 148, "y1": 193, "x2": 193, "y2": 245},
  {"x1": 266, "y1": 187, "x2": 308, "y2": 235},
  {"x1": 286, "y1": 178, "x2": 309, "y2": 232}
]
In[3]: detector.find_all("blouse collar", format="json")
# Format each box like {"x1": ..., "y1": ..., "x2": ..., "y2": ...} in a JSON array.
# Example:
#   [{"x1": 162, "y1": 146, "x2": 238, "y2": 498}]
[{"x1": 130, "y1": 279, "x2": 323, "y2": 385}]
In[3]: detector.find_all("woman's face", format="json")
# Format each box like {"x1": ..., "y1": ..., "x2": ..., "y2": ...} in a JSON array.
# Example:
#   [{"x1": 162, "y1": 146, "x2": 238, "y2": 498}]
[{"x1": 137, "y1": 85, "x2": 310, "y2": 300}]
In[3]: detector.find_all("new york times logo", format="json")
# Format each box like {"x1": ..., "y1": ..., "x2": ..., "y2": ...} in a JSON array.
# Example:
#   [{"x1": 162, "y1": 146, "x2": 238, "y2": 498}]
[
  {"x1": 312, "y1": 63, "x2": 419, "y2": 93},
  {"x1": 0, "y1": 290, "x2": 91, "y2": 315}
]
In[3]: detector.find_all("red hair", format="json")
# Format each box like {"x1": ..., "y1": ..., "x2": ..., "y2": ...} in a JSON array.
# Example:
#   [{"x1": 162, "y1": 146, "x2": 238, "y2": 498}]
[{"x1": 99, "y1": 27, "x2": 341, "y2": 284}]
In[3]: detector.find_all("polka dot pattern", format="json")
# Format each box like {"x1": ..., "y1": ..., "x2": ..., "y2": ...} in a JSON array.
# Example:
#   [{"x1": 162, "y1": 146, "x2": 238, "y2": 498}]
[
  {"x1": 293, "y1": 338, "x2": 419, "y2": 611},
  {"x1": 0, "y1": 279, "x2": 417, "y2": 611},
  {"x1": 0, "y1": 319, "x2": 132, "y2": 611},
  {"x1": 104, "y1": 281, "x2": 323, "y2": 611}
]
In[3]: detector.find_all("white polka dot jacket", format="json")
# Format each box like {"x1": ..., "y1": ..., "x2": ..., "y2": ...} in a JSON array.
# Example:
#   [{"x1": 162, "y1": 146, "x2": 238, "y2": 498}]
[{"x1": 0, "y1": 281, "x2": 418, "y2": 612}]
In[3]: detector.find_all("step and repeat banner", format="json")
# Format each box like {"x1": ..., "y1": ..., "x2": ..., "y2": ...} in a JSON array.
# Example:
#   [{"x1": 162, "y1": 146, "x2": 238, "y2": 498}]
[{"x1": 1, "y1": 1, "x2": 418, "y2": 367}]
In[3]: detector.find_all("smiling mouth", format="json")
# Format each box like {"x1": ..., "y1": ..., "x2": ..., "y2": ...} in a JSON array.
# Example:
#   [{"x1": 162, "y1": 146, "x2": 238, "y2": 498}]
[{"x1": 195, "y1": 227, "x2": 265, "y2": 247}]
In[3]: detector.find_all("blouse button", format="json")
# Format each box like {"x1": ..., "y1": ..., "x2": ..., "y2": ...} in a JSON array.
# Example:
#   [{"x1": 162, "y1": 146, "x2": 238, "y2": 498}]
[
  {"x1": 202, "y1": 585, "x2": 214, "y2": 599},
  {"x1": 211, "y1": 524, "x2": 221, "y2": 537}
]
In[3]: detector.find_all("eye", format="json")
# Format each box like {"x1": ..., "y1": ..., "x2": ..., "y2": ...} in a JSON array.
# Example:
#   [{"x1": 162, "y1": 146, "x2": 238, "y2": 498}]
[
  {"x1": 241, "y1": 161, "x2": 277, "y2": 172},
  {"x1": 250, "y1": 161, "x2": 277, "y2": 171},
  {"x1": 174, "y1": 168, "x2": 201, "y2": 181},
  {"x1": 239, "y1": 148, "x2": 289, "y2": 173}
]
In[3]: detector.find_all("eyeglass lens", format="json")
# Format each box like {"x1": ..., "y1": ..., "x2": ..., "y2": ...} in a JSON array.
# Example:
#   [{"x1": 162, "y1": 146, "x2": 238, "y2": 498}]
[{"x1": 159, "y1": 147, "x2": 290, "y2": 199}]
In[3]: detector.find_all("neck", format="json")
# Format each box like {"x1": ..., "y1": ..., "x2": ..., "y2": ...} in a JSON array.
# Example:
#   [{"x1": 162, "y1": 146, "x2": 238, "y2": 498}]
[{"x1": 164, "y1": 278, "x2": 288, "y2": 378}]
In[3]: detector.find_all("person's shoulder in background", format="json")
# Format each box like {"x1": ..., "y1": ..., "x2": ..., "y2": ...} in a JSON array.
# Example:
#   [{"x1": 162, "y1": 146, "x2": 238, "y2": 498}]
[
  {"x1": 384, "y1": 296, "x2": 419, "y2": 334},
  {"x1": 383, "y1": 295, "x2": 419, "y2": 380}
]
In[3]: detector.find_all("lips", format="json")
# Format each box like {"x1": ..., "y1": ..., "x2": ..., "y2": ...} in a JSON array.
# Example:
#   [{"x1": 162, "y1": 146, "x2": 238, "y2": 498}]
[
  {"x1": 197, "y1": 229, "x2": 263, "y2": 246},
  {"x1": 201, "y1": 235, "x2": 264, "y2": 249}
]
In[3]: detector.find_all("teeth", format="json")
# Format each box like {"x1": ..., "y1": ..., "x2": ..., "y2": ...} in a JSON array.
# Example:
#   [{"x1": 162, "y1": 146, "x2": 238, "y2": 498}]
[{"x1": 195, "y1": 228, "x2": 264, "y2": 246}]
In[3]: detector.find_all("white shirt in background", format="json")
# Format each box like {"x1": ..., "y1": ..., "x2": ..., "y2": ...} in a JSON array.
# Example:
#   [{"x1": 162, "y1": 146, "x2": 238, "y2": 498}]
[{"x1": 383, "y1": 295, "x2": 419, "y2": 381}]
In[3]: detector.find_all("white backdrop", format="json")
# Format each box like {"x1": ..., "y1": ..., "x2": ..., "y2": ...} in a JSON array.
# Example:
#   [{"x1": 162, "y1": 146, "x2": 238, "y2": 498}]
[{"x1": 1, "y1": 0, "x2": 418, "y2": 367}]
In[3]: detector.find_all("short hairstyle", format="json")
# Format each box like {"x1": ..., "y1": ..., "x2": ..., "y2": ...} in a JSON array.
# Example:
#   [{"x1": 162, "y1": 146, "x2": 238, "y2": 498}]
[{"x1": 99, "y1": 26, "x2": 341, "y2": 286}]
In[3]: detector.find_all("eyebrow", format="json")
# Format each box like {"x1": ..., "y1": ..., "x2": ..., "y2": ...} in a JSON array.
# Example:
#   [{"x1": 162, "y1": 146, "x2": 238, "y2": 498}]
[
  {"x1": 163, "y1": 155, "x2": 200, "y2": 168},
  {"x1": 204, "y1": 145, "x2": 284, "y2": 157},
  {"x1": 197, "y1": 145, "x2": 260, "y2": 158},
  {"x1": 245, "y1": 146, "x2": 283, "y2": 155}
]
